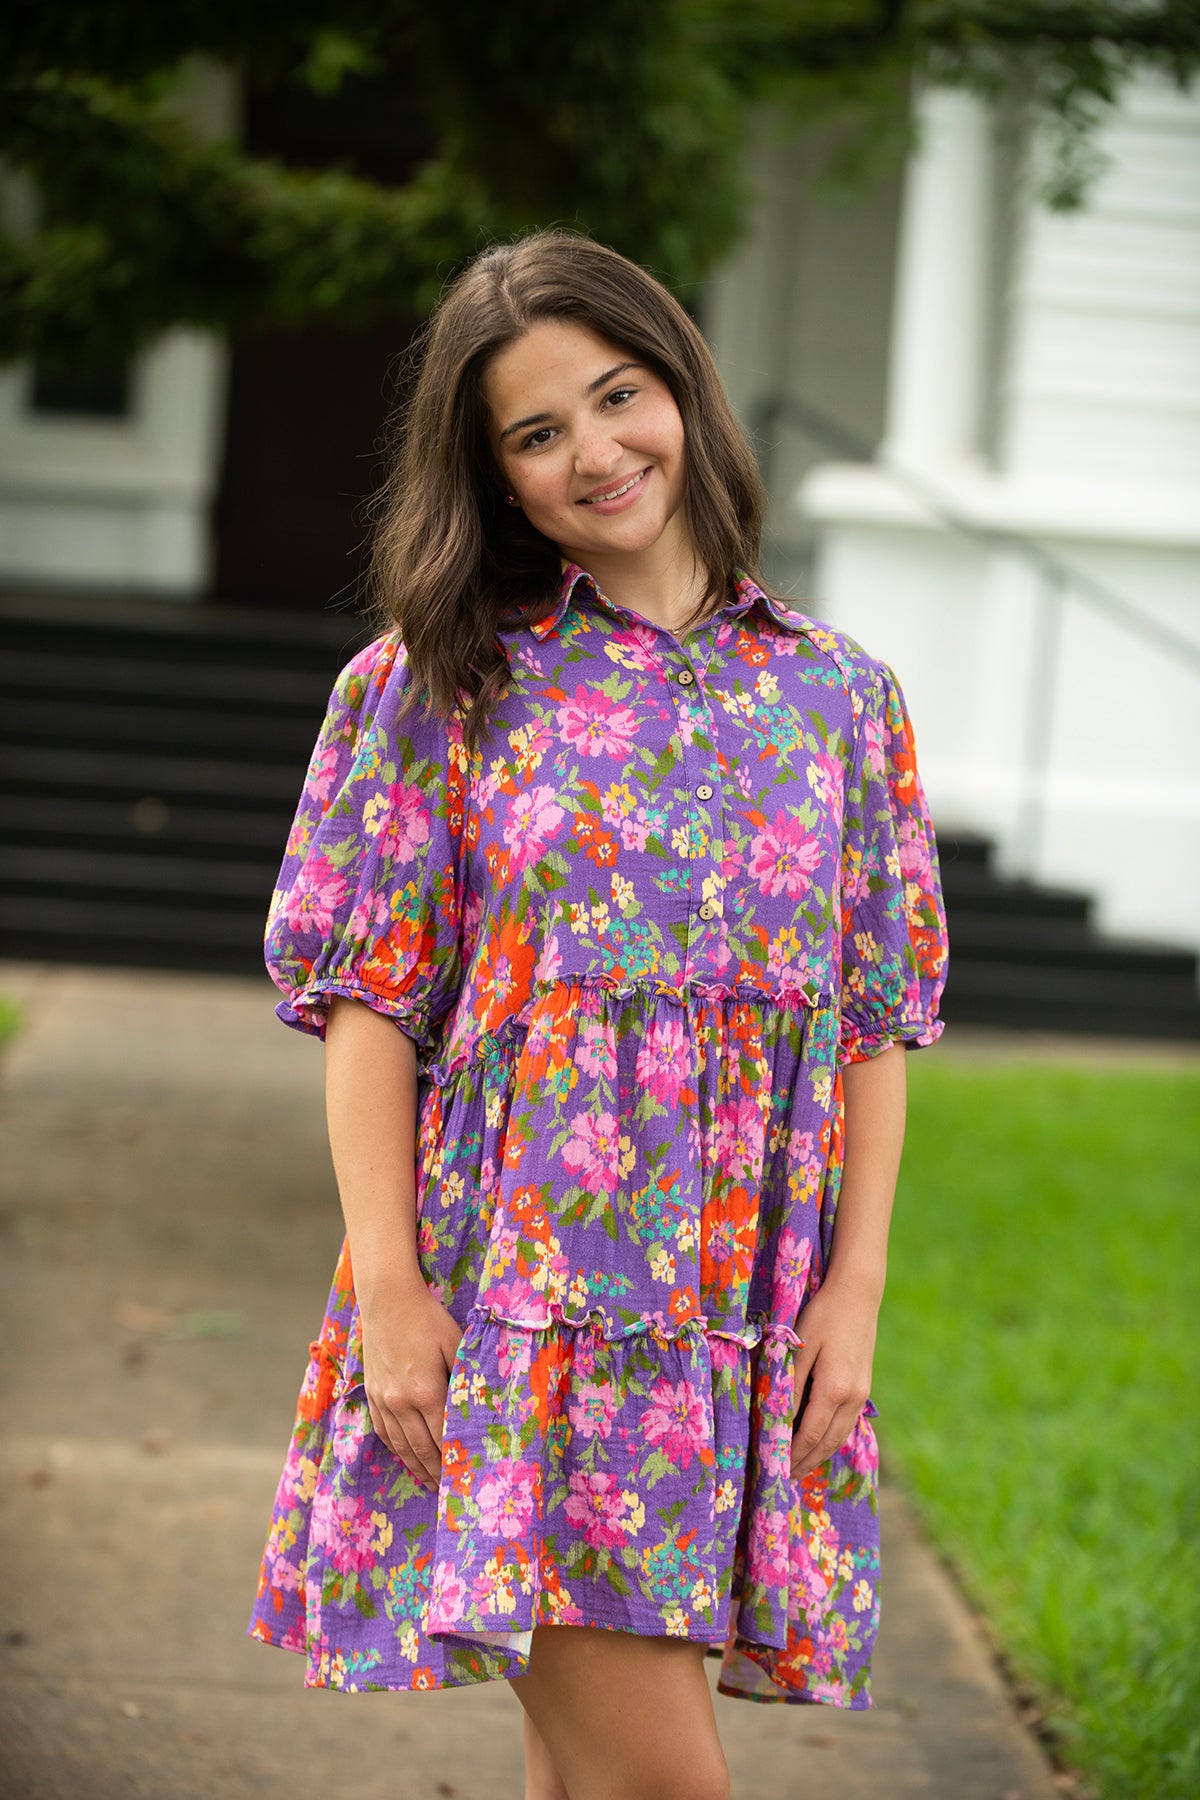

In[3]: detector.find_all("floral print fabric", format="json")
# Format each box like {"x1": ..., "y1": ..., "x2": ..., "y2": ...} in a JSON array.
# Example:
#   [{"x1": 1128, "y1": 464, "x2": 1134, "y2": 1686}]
[{"x1": 249, "y1": 563, "x2": 947, "y2": 1706}]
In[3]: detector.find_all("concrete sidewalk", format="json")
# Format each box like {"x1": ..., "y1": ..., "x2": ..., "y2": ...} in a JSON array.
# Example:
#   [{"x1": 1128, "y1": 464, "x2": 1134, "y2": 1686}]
[{"x1": 0, "y1": 964, "x2": 1065, "y2": 1800}]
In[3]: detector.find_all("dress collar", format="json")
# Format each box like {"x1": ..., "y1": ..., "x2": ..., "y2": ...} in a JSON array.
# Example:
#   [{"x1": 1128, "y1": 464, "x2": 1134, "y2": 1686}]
[{"x1": 518, "y1": 561, "x2": 808, "y2": 641}]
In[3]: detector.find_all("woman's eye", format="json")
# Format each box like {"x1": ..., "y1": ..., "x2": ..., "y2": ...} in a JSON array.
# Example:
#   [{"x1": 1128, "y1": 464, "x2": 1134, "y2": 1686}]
[
  {"x1": 520, "y1": 426, "x2": 555, "y2": 451},
  {"x1": 604, "y1": 387, "x2": 636, "y2": 408}
]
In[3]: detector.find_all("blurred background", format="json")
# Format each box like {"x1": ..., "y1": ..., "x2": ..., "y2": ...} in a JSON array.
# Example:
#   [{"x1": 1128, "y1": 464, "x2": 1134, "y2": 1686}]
[{"x1": 0, "y1": 6, "x2": 1197, "y2": 1799}]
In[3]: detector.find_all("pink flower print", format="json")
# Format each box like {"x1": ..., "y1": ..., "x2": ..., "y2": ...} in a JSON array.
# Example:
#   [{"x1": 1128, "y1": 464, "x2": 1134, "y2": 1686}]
[
  {"x1": 897, "y1": 814, "x2": 932, "y2": 881},
  {"x1": 282, "y1": 852, "x2": 349, "y2": 936},
  {"x1": 561, "y1": 1111, "x2": 619, "y2": 1192},
  {"x1": 771, "y1": 1230, "x2": 814, "y2": 1319},
  {"x1": 505, "y1": 786, "x2": 566, "y2": 871},
  {"x1": 747, "y1": 1503, "x2": 791, "y2": 1592},
  {"x1": 556, "y1": 687, "x2": 639, "y2": 759},
  {"x1": 376, "y1": 783, "x2": 432, "y2": 863},
  {"x1": 316, "y1": 1492, "x2": 377, "y2": 1576},
  {"x1": 307, "y1": 740, "x2": 342, "y2": 803},
  {"x1": 563, "y1": 1471, "x2": 641, "y2": 1549},
  {"x1": 789, "y1": 1534, "x2": 831, "y2": 1619},
  {"x1": 428, "y1": 1559, "x2": 469, "y2": 1627},
  {"x1": 534, "y1": 932, "x2": 563, "y2": 983},
  {"x1": 331, "y1": 1403, "x2": 371, "y2": 1466},
  {"x1": 496, "y1": 1325, "x2": 534, "y2": 1383},
  {"x1": 862, "y1": 707, "x2": 886, "y2": 778},
  {"x1": 713, "y1": 1096, "x2": 765, "y2": 1178},
  {"x1": 475, "y1": 1461, "x2": 539, "y2": 1541},
  {"x1": 635, "y1": 1016, "x2": 691, "y2": 1106},
  {"x1": 846, "y1": 1415, "x2": 880, "y2": 1477},
  {"x1": 347, "y1": 890, "x2": 389, "y2": 941},
  {"x1": 748, "y1": 812, "x2": 822, "y2": 900},
  {"x1": 805, "y1": 753, "x2": 844, "y2": 829},
  {"x1": 577, "y1": 1016, "x2": 617, "y2": 1081},
  {"x1": 568, "y1": 1379, "x2": 617, "y2": 1442},
  {"x1": 639, "y1": 1378, "x2": 709, "y2": 1470}
]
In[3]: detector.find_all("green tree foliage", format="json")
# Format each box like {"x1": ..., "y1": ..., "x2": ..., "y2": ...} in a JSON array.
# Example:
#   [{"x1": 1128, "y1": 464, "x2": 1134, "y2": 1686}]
[{"x1": 2, "y1": 1, "x2": 1197, "y2": 365}]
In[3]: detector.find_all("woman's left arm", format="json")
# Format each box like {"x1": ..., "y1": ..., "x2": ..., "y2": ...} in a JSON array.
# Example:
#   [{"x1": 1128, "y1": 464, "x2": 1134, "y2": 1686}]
[{"x1": 789, "y1": 1042, "x2": 907, "y2": 1480}]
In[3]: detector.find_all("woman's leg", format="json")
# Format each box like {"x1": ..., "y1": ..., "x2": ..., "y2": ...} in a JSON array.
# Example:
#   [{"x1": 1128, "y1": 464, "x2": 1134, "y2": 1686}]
[
  {"x1": 521, "y1": 1711, "x2": 572, "y2": 1800},
  {"x1": 509, "y1": 1625, "x2": 729, "y2": 1800}
]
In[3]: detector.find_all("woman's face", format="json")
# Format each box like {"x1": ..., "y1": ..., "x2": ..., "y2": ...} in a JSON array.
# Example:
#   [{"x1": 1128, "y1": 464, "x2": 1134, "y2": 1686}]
[{"x1": 483, "y1": 318, "x2": 689, "y2": 568}]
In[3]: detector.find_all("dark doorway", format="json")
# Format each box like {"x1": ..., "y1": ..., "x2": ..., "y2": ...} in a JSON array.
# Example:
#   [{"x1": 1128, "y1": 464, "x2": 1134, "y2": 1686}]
[{"x1": 212, "y1": 71, "x2": 431, "y2": 608}]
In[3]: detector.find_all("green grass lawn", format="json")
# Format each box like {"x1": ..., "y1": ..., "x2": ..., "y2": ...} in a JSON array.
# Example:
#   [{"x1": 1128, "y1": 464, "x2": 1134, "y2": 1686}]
[
  {"x1": 0, "y1": 994, "x2": 22, "y2": 1049},
  {"x1": 876, "y1": 1055, "x2": 1200, "y2": 1800}
]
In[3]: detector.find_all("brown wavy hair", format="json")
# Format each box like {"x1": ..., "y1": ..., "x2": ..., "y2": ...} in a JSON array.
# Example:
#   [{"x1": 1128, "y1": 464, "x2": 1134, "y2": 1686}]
[{"x1": 368, "y1": 229, "x2": 766, "y2": 750}]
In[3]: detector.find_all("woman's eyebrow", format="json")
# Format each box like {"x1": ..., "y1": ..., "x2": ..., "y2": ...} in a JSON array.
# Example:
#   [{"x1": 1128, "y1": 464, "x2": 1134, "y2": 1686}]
[
  {"x1": 498, "y1": 363, "x2": 642, "y2": 441},
  {"x1": 585, "y1": 360, "x2": 640, "y2": 396}
]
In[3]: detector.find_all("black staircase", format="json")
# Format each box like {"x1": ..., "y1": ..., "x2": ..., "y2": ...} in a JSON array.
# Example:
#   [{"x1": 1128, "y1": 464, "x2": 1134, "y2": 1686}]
[
  {"x1": 2, "y1": 594, "x2": 1198, "y2": 1038},
  {"x1": 0, "y1": 593, "x2": 371, "y2": 979}
]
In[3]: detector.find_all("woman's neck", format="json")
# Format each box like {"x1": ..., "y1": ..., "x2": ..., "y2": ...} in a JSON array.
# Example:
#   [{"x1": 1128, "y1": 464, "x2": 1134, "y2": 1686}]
[{"x1": 566, "y1": 529, "x2": 712, "y2": 638}]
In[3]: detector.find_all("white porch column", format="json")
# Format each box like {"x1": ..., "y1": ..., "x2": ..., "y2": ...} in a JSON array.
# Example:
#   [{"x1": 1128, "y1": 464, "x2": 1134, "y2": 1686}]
[{"x1": 882, "y1": 85, "x2": 994, "y2": 474}]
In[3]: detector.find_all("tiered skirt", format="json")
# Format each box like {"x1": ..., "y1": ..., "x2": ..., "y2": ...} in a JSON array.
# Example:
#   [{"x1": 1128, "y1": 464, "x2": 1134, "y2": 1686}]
[{"x1": 249, "y1": 979, "x2": 881, "y2": 1707}]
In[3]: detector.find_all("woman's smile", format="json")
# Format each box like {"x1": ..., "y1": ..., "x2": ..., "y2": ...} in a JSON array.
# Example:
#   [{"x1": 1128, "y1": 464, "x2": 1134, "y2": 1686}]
[
  {"x1": 578, "y1": 467, "x2": 651, "y2": 508},
  {"x1": 484, "y1": 318, "x2": 689, "y2": 573}
]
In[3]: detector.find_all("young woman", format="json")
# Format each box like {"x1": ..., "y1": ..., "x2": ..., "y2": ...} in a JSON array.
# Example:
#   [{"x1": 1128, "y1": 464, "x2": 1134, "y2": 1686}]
[{"x1": 249, "y1": 229, "x2": 948, "y2": 1800}]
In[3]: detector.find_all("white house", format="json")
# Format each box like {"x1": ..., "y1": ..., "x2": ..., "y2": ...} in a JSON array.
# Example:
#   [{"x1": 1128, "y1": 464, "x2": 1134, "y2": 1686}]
[{"x1": 705, "y1": 76, "x2": 1200, "y2": 959}]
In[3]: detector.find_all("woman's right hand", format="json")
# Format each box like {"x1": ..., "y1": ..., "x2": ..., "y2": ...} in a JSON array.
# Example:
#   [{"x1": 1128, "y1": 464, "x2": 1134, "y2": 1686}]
[{"x1": 361, "y1": 1280, "x2": 463, "y2": 1493}]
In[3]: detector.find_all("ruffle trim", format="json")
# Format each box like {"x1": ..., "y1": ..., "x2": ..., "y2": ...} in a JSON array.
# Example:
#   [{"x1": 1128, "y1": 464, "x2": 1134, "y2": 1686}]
[{"x1": 427, "y1": 975, "x2": 836, "y2": 1088}]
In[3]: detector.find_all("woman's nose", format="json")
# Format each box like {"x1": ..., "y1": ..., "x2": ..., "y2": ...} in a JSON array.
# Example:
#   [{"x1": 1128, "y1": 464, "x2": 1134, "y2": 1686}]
[{"x1": 573, "y1": 425, "x2": 622, "y2": 477}]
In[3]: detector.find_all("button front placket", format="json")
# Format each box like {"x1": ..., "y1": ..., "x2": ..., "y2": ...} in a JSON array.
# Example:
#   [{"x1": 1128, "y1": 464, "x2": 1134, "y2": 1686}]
[{"x1": 663, "y1": 632, "x2": 726, "y2": 984}]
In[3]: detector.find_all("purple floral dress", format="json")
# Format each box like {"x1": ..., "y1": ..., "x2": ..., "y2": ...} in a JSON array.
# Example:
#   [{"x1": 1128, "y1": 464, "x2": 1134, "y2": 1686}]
[{"x1": 249, "y1": 563, "x2": 948, "y2": 1706}]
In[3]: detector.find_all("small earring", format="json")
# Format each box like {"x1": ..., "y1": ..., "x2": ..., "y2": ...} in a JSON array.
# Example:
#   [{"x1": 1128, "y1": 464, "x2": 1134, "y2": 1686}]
[{"x1": 506, "y1": 493, "x2": 520, "y2": 507}]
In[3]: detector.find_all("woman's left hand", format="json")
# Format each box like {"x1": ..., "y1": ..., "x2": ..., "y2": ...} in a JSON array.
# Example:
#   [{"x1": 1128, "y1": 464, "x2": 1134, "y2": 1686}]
[{"x1": 788, "y1": 1278, "x2": 881, "y2": 1481}]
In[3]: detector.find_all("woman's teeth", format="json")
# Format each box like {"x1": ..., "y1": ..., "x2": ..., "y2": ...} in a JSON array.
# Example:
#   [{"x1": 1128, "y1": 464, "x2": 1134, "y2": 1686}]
[{"x1": 581, "y1": 471, "x2": 644, "y2": 503}]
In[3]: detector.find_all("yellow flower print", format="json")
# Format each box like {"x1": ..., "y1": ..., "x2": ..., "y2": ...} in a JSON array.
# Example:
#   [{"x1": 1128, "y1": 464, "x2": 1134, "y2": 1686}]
[
  {"x1": 623, "y1": 1491, "x2": 646, "y2": 1534},
  {"x1": 715, "y1": 1478, "x2": 738, "y2": 1515},
  {"x1": 440, "y1": 1170, "x2": 465, "y2": 1212},
  {"x1": 602, "y1": 780, "x2": 637, "y2": 820},
  {"x1": 361, "y1": 790, "x2": 391, "y2": 837},
  {"x1": 508, "y1": 722, "x2": 546, "y2": 775},
  {"x1": 700, "y1": 871, "x2": 723, "y2": 910},
  {"x1": 590, "y1": 901, "x2": 611, "y2": 935},
  {"x1": 370, "y1": 1512, "x2": 394, "y2": 1555},
  {"x1": 569, "y1": 901, "x2": 590, "y2": 937},
  {"x1": 690, "y1": 1576, "x2": 714, "y2": 1611},
  {"x1": 399, "y1": 1621, "x2": 419, "y2": 1661},
  {"x1": 675, "y1": 1215, "x2": 698, "y2": 1253},
  {"x1": 754, "y1": 671, "x2": 781, "y2": 703},
  {"x1": 812, "y1": 1071, "x2": 833, "y2": 1109},
  {"x1": 618, "y1": 1135, "x2": 637, "y2": 1179},
  {"x1": 611, "y1": 872, "x2": 635, "y2": 913},
  {"x1": 650, "y1": 1248, "x2": 676, "y2": 1283},
  {"x1": 296, "y1": 1455, "x2": 318, "y2": 1504},
  {"x1": 665, "y1": 1605, "x2": 691, "y2": 1637},
  {"x1": 853, "y1": 1578, "x2": 874, "y2": 1613},
  {"x1": 853, "y1": 930, "x2": 881, "y2": 965},
  {"x1": 568, "y1": 1271, "x2": 589, "y2": 1309}
]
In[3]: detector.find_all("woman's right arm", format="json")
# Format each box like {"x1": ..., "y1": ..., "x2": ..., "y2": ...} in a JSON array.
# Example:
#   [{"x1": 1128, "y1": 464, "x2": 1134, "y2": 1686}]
[{"x1": 324, "y1": 996, "x2": 463, "y2": 1493}]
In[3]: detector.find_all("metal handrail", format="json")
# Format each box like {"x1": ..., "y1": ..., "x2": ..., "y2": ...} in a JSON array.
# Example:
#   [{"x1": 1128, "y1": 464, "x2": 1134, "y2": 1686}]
[
  {"x1": 751, "y1": 394, "x2": 1200, "y2": 675},
  {"x1": 751, "y1": 392, "x2": 1200, "y2": 876}
]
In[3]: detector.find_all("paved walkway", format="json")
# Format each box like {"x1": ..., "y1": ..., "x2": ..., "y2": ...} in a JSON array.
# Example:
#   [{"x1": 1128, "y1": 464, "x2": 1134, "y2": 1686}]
[{"x1": 0, "y1": 964, "x2": 1067, "y2": 1800}]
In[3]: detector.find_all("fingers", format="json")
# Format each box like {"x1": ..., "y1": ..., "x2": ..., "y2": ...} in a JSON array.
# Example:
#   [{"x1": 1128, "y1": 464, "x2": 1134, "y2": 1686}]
[
  {"x1": 790, "y1": 1395, "x2": 862, "y2": 1481},
  {"x1": 367, "y1": 1393, "x2": 445, "y2": 1493}
]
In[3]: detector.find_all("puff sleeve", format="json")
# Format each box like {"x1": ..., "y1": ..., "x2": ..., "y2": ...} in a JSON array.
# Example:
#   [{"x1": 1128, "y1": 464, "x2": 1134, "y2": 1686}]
[
  {"x1": 838, "y1": 661, "x2": 948, "y2": 1065},
  {"x1": 264, "y1": 633, "x2": 469, "y2": 1056}
]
